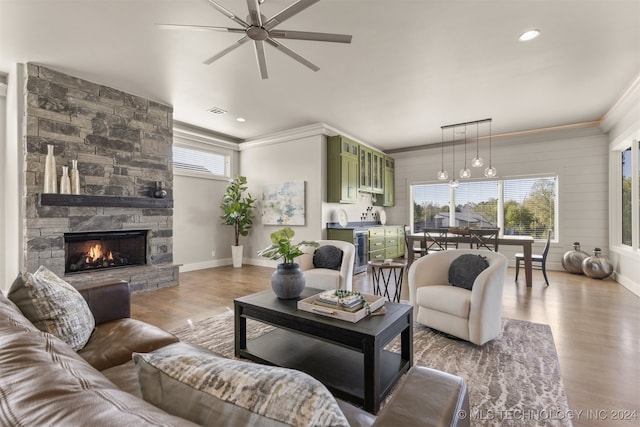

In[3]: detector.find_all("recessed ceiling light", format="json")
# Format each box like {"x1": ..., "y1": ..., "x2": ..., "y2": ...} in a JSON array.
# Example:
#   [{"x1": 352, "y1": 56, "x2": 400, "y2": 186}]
[
  {"x1": 236, "y1": 117, "x2": 246, "y2": 122},
  {"x1": 519, "y1": 29, "x2": 541, "y2": 42}
]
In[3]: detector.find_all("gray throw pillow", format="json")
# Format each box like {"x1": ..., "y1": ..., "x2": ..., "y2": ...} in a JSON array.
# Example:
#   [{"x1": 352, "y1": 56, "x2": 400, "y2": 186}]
[
  {"x1": 313, "y1": 245, "x2": 343, "y2": 270},
  {"x1": 8, "y1": 265, "x2": 95, "y2": 350},
  {"x1": 448, "y1": 254, "x2": 489, "y2": 290},
  {"x1": 133, "y1": 352, "x2": 349, "y2": 427}
]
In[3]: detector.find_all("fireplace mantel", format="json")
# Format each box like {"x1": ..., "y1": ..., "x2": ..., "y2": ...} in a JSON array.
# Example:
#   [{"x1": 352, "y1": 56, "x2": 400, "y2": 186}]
[{"x1": 39, "y1": 194, "x2": 174, "y2": 209}]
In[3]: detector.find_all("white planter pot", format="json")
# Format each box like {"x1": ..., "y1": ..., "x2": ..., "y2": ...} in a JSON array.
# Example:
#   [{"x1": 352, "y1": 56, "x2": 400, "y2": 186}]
[{"x1": 231, "y1": 245, "x2": 243, "y2": 268}]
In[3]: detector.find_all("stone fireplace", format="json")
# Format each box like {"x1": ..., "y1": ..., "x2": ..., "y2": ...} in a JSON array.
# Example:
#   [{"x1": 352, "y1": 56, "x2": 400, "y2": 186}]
[{"x1": 22, "y1": 64, "x2": 179, "y2": 291}]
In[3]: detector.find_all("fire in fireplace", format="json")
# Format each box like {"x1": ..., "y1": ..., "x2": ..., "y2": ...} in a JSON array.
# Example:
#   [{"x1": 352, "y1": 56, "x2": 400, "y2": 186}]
[{"x1": 64, "y1": 230, "x2": 148, "y2": 274}]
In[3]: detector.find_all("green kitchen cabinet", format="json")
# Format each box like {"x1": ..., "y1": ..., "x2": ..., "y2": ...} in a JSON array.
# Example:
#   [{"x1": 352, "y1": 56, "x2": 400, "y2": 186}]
[
  {"x1": 359, "y1": 145, "x2": 384, "y2": 195},
  {"x1": 368, "y1": 225, "x2": 405, "y2": 261},
  {"x1": 327, "y1": 136, "x2": 359, "y2": 203},
  {"x1": 383, "y1": 155, "x2": 395, "y2": 206}
]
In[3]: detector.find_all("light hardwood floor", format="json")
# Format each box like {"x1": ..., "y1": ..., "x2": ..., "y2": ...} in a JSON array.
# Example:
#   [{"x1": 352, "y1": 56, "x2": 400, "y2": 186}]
[{"x1": 132, "y1": 265, "x2": 640, "y2": 427}]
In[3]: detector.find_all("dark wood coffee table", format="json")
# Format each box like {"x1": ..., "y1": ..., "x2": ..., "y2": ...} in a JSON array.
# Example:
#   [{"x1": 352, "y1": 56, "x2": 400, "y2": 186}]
[{"x1": 234, "y1": 287, "x2": 413, "y2": 414}]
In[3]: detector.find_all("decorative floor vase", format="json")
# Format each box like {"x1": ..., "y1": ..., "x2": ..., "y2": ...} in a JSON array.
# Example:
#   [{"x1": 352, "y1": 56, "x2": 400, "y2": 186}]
[
  {"x1": 271, "y1": 263, "x2": 306, "y2": 299},
  {"x1": 582, "y1": 248, "x2": 614, "y2": 279},
  {"x1": 561, "y1": 242, "x2": 589, "y2": 274}
]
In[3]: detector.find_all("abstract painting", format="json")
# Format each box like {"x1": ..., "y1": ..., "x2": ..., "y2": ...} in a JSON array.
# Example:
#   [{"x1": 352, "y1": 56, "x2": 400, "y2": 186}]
[{"x1": 262, "y1": 181, "x2": 305, "y2": 225}]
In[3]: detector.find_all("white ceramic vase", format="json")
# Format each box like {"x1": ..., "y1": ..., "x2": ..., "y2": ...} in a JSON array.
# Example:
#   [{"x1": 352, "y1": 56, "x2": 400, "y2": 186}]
[
  {"x1": 60, "y1": 166, "x2": 71, "y2": 194},
  {"x1": 70, "y1": 160, "x2": 80, "y2": 194},
  {"x1": 43, "y1": 144, "x2": 57, "y2": 193},
  {"x1": 231, "y1": 245, "x2": 243, "y2": 268}
]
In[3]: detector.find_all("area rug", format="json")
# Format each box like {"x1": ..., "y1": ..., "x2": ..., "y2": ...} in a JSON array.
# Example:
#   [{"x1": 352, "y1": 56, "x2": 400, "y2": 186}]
[{"x1": 171, "y1": 313, "x2": 572, "y2": 427}]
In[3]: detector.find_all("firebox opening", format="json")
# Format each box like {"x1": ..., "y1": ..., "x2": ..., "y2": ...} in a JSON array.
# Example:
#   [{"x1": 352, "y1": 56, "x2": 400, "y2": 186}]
[{"x1": 64, "y1": 230, "x2": 148, "y2": 274}]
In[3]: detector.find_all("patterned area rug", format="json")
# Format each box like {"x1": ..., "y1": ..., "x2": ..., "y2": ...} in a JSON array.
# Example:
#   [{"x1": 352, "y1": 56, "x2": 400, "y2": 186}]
[{"x1": 172, "y1": 313, "x2": 572, "y2": 427}]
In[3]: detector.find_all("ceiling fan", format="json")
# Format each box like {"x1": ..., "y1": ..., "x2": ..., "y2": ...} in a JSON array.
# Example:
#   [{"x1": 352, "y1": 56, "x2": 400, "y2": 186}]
[{"x1": 157, "y1": 0, "x2": 352, "y2": 79}]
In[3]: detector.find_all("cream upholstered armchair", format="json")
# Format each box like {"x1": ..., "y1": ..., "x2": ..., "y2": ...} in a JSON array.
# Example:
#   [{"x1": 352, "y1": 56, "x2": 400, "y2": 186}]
[
  {"x1": 295, "y1": 240, "x2": 355, "y2": 291},
  {"x1": 408, "y1": 249, "x2": 508, "y2": 345}
]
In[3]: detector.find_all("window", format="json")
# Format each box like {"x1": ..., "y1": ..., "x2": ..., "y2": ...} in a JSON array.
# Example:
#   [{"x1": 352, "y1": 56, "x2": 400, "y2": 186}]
[
  {"x1": 412, "y1": 183, "x2": 450, "y2": 230},
  {"x1": 172, "y1": 145, "x2": 229, "y2": 179},
  {"x1": 456, "y1": 181, "x2": 498, "y2": 228},
  {"x1": 622, "y1": 147, "x2": 632, "y2": 246},
  {"x1": 411, "y1": 176, "x2": 557, "y2": 240},
  {"x1": 503, "y1": 177, "x2": 556, "y2": 239}
]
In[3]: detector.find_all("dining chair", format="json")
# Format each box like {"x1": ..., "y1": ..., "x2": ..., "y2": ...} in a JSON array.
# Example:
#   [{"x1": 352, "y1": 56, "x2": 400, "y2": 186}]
[
  {"x1": 515, "y1": 230, "x2": 551, "y2": 286},
  {"x1": 469, "y1": 228, "x2": 500, "y2": 251},
  {"x1": 404, "y1": 225, "x2": 427, "y2": 265},
  {"x1": 423, "y1": 228, "x2": 455, "y2": 252}
]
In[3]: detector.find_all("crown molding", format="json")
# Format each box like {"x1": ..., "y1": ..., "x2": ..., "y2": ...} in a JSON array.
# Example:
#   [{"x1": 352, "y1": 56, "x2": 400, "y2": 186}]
[{"x1": 173, "y1": 121, "x2": 241, "y2": 151}]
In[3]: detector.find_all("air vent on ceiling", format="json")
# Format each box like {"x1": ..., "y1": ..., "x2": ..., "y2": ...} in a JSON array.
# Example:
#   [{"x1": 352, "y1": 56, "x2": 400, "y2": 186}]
[{"x1": 207, "y1": 106, "x2": 227, "y2": 115}]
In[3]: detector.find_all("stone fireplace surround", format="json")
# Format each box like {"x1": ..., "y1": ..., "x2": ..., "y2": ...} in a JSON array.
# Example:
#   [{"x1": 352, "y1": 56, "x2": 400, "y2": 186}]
[{"x1": 22, "y1": 64, "x2": 179, "y2": 291}]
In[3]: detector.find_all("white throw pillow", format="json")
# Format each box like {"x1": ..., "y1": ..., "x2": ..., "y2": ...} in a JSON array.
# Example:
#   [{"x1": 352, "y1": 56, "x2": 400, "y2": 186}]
[{"x1": 8, "y1": 266, "x2": 95, "y2": 350}]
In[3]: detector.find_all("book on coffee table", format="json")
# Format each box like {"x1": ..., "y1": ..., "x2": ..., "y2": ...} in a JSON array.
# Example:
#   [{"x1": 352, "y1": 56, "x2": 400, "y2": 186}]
[{"x1": 297, "y1": 291, "x2": 385, "y2": 322}]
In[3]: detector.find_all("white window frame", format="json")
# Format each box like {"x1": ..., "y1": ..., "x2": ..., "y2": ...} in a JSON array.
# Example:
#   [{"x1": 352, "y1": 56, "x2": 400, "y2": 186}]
[{"x1": 172, "y1": 127, "x2": 237, "y2": 181}]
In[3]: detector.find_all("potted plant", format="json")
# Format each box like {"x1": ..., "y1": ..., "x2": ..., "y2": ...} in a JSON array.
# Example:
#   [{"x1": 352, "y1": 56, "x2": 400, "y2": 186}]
[
  {"x1": 257, "y1": 227, "x2": 318, "y2": 299},
  {"x1": 220, "y1": 176, "x2": 256, "y2": 268}
]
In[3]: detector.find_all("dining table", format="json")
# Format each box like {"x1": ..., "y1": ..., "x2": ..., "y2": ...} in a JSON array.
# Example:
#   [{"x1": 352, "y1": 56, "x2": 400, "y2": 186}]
[{"x1": 406, "y1": 232, "x2": 535, "y2": 287}]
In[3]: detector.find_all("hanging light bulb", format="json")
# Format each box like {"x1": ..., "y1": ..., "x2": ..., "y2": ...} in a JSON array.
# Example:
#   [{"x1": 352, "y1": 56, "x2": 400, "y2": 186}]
[
  {"x1": 484, "y1": 120, "x2": 497, "y2": 177},
  {"x1": 471, "y1": 121, "x2": 483, "y2": 168},
  {"x1": 449, "y1": 127, "x2": 459, "y2": 187},
  {"x1": 459, "y1": 125, "x2": 471, "y2": 178},
  {"x1": 437, "y1": 128, "x2": 448, "y2": 180}
]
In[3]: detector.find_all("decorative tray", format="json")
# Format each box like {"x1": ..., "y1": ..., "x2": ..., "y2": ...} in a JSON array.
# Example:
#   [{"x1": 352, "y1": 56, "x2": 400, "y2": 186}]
[{"x1": 297, "y1": 291, "x2": 385, "y2": 323}]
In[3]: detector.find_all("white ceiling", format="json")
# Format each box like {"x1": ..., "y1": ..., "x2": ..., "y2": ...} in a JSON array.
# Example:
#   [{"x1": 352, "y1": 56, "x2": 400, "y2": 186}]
[{"x1": 1, "y1": 0, "x2": 639, "y2": 151}]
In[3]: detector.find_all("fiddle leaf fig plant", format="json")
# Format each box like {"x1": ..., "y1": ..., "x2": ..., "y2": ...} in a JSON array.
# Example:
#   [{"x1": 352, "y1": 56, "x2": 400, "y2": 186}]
[
  {"x1": 220, "y1": 176, "x2": 256, "y2": 247},
  {"x1": 257, "y1": 227, "x2": 318, "y2": 265}
]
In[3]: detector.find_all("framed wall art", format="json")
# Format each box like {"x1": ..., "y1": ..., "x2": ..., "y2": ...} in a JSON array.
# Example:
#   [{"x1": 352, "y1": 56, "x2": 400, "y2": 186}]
[{"x1": 262, "y1": 181, "x2": 305, "y2": 225}]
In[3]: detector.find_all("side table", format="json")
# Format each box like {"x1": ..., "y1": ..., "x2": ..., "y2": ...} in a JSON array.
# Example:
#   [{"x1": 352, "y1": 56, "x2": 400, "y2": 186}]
[{"x1": 368, "y1": 260, "x2": 407, "y2": 303}]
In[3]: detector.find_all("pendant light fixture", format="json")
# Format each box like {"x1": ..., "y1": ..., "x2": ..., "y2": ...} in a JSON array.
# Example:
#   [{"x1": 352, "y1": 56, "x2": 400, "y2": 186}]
[
  {"x1": 449, "y1": 126, "x2": 459, "y2": 188},
  {"x1": 437, "y1": 128, "x2": 448, "y2": 180},
  {"x1": 484, "y1": 120, "x2": 497, "y2": 177},
  {"x1": 459, "y1": 124, "x2": 471, "y2": 179},
  {"x1": 438, "y1": 118, "x2": 493, "y2": 182},
  {"x1": 471, "y1": 121, "x2": 483, "y2": 168}
]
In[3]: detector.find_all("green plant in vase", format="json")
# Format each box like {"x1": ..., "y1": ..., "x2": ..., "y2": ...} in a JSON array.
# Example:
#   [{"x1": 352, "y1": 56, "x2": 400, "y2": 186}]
[
  {"x1": 220, "y1": 175, "x2": 256, "y2": 267},
  {"x1": 258, "y1": 227, "x2": 318, "y2": 299},
  {"x1": 257, "y1": 227, "x2": 318, "y2": 265}
]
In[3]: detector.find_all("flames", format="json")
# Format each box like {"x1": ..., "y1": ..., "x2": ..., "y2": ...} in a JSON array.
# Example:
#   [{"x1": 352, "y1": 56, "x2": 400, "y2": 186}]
[{"x1": 86, "y1": 244, "x2": 114, "y2": 263}]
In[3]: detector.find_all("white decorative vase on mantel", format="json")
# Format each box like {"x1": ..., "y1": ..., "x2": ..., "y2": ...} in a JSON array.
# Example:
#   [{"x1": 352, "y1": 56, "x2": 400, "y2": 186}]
[
  {"x1": 231, "y1": 245, "x2": 243, "y2": 268},
  {"x1": 43, "y1": 144, "x2": 57, "y2": 194}
]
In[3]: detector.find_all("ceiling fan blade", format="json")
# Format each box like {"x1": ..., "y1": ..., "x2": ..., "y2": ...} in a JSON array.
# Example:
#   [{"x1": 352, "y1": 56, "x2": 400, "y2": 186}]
[
  {"x1": 263, "y1": 0, "x2": 320, "y2": 31},
  {"x1": 245, "y1": 0, "x2": 262, "y2": 26},
  {"x1": 203, "y1": 36, "x2": 250, "y2": 65},
  {"x1": 204, "y1": 0, "x2": 249, "y2": 28},
  {"x1": 155, "y1": 23, "x2": 245, "y2": 33},
  {"x1": 253, "y1": 40, "x2": 269, "y2": 79},
  {"x1": 270, "y1": 29, "x2": 352, "y2": 43},
  {"x1": 266, "y1": 38, "x2": 319, "y2": 72}
]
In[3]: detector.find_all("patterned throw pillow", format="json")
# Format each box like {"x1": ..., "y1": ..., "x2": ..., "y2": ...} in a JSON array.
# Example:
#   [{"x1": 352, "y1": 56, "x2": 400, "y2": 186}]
[
  {"x1": 133, "y1": 352, "x2": 350, "y2": 427},
  {"x1": 448, "y1": 254, "x2": 489, "y2": 290},
  {"x1": 313, "y1": 245, "x2": 344, "y2": 271},
  {"x1": 8, "y1": 266, "x2": 95, "y2": 351}
]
